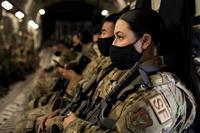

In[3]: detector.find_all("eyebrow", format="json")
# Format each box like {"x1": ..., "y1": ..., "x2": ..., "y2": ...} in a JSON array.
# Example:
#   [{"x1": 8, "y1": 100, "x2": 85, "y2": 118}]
[
  {"x1": 115, "y1": 31, "x2": 124, "y2": 35},
  {"x1": 101, "y1": 29, "x2": 106, "y2": 32}
]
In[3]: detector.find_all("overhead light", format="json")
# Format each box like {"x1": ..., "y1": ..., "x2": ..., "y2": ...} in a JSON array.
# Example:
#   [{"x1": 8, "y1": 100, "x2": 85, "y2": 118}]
[
  {"x1": 33, "y1": 23, "x2": 39, "y2": 29},
  {"x1": 1, "y1": 1, "x2": 13, "y2": 10},
  {"x1": 28, "y1": 20, "x2": 35, "y2": 26},
  {"x1": 28, "y1": 20, "x2": 39, "y2": 30},
  {"x1": 15, "y1": 11, "x2": 24, "y2": 19},
  {"x1": 39, "y1": 9, "x2": 45, "y2": 15},
  {"x1": 101, "y1": 10, "x2": 109, "y2": 16}
]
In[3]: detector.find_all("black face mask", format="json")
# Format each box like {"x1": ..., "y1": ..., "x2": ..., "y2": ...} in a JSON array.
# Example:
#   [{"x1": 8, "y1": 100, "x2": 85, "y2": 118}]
[
  {"x1": 110, "y1": 39, "x2": 142, "y2": 70},
  {"x1": 97, "y1": 36, "x2": 114, "y2": 56}
]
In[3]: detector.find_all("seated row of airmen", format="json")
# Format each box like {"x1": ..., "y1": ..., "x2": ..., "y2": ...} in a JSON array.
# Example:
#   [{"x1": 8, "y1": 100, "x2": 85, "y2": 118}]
[
  {"x1": 0, "y1": 42, "x2": 38, "y2": 92},
  {"x1": 15, "y1": 8, "x2": 196, "y2": 133}
]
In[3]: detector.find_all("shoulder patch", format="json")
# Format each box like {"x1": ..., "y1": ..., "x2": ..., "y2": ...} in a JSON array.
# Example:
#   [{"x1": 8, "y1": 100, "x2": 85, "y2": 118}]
[
  {"x1": 126, "y1": 108, "x2": 153, "y2": 131},
  {"x1": 149, "y1": 94, "x2": 171, "y2": 124}
]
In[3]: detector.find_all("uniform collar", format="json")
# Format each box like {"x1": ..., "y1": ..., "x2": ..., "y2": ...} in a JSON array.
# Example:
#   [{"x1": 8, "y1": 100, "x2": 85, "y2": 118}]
[
  {"x1": 138, "y1": 56, "x2": 166, "y2": 87},
  {"x1": 138, "y1": 56, "x2": 166, "y2": 73}
]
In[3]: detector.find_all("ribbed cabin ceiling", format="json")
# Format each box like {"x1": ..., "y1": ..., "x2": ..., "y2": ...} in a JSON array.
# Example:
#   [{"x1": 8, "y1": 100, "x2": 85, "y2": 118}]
[{"x1": 7, "y1": 0, "x2": 132, "y2": 19}]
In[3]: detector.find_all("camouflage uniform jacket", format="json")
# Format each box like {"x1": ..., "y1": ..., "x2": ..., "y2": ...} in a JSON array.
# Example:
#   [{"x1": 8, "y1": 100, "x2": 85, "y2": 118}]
[{"x1": 63, "y1": 56, "x2": 196, "y2": 133}]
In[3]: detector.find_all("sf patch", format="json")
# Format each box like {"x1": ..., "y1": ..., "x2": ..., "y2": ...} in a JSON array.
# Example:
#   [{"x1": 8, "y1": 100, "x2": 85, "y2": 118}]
[{"x1": 149, "y1": 94, "x2": 171, "y2": 124}]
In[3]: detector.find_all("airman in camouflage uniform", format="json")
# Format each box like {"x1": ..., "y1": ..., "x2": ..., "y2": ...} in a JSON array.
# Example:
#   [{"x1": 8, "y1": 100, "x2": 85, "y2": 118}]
[
  {"x1": 29, "y1": 43, "x2": 78, "y2": 103},
  {"x1": 49, "y1": 9, "x2": 196, "y2": 133}
]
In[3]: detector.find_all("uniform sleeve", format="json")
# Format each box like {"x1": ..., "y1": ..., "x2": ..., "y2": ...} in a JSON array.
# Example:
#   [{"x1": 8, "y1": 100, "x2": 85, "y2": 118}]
[
  {"x1": 116, "y1": 88, "x2": 178, "y2": 133},
  {"x1": 115, "y1": 102, "x2": 155, "y2": 133},
  {"x1": 63, "y1": 118, "x2": 118, "y2": 133},
  {"x1": 65, "y1": 74, "x2": 82, "y2": 97}
]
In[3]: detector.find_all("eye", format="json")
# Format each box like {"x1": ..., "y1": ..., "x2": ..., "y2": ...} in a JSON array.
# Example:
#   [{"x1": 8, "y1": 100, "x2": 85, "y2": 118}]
[
  {"x1": 116, "y1": 35, "x2": 124, "y2": 40},
  {"x1": 101, "y1": 31, "x2": 106, "y2": 36}
]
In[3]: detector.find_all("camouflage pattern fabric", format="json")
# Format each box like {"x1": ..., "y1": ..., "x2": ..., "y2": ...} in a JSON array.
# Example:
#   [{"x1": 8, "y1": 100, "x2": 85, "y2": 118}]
[
  {"x1": 15, "y1": 105, "x2": 50, "y2": 133},
  {"x1": 78, "y1": 56, "x2": 111, "y2": 89}
]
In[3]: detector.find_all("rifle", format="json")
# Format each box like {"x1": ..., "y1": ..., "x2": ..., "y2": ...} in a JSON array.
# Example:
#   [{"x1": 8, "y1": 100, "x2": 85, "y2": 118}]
[
  {"x1": 47, "y1": 77, "x2": 70, "y2": 111},
  {"x1": 35, "y1": 76, "x2": 69, "y2": 108},
  {"x1": 49, "y1": 64, "x2": 114, "y2": 133}
]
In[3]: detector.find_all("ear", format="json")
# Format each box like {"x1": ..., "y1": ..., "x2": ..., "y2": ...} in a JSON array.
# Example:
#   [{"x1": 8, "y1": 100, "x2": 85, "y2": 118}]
[{"x1": 141, "y1": 34, "x2": 152, "y2": 50}]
